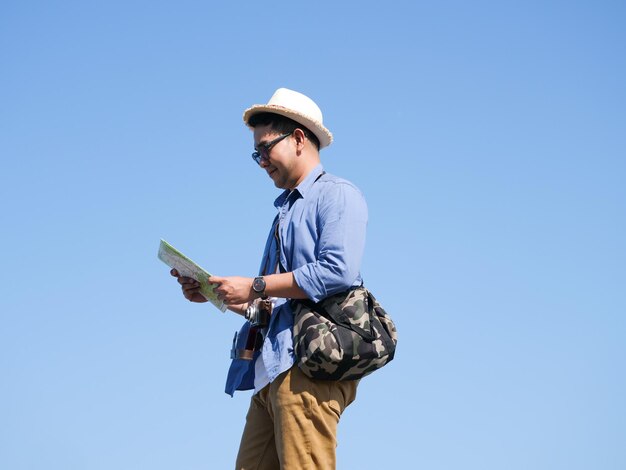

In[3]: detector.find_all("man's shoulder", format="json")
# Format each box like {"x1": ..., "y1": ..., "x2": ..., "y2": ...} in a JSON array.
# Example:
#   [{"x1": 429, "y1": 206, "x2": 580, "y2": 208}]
[
  {"x1": 313, "y1": 172, "x2": 367, "y2": 208},
  {"x1": 317, "y1": 172, "x2": 362, "y2": 193}
]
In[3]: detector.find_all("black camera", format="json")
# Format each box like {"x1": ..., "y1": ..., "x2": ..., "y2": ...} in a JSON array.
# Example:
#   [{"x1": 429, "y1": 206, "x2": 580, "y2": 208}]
[{"x1": 245, "y1": 298, "x2": 272, "y2": 328}]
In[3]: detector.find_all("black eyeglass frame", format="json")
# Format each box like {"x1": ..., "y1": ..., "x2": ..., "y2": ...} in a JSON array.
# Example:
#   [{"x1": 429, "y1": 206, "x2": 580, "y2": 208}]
[{"x1": 251, "y1": 132, "x2": 293, "y2": 165}]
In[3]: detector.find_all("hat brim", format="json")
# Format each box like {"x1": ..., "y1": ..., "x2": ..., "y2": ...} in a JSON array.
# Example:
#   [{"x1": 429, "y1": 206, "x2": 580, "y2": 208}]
[{"x1": 243, "y1": 104, "x2": 333, "y2": 149}]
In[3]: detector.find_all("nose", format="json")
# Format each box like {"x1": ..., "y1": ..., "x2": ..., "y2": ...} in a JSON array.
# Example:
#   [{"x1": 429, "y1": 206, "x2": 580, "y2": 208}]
[{"x1": 259, "y1": 156, "x2": 270, "y2": 168}]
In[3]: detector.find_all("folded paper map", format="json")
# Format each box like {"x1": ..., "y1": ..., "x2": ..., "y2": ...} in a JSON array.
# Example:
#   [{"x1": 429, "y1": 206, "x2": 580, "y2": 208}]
[{"x1": 158, "y1": 239, "x2": 227, "y2": 312}]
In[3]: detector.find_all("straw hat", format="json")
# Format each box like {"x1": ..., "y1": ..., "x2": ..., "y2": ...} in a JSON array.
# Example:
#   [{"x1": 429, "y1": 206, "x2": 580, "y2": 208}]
[{"x1": 243, "y1": 88, "x2": 333, "y2": 148}]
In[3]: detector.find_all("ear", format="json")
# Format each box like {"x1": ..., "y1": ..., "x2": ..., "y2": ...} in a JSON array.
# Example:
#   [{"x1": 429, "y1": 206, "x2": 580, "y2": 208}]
[{"x1": 293, "y1": 128, "x2": 307, "y2": 152}]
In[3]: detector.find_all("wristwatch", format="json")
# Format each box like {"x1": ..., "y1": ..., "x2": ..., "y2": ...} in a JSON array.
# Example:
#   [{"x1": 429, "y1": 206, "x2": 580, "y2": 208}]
[{"x1": 252, "y1": 276, "x2": 267, "y2": 299}]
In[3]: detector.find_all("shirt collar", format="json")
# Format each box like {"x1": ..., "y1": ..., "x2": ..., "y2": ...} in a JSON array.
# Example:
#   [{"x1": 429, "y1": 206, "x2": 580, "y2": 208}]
[{"x1": 274, "y1": 163, "x2": 324, "y2": 208}]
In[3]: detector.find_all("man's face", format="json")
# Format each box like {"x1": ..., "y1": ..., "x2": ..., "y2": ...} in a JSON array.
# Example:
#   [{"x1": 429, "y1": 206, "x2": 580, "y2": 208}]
[{"x1": 253, "y1": 124, "x2": 298, "y2": 189}]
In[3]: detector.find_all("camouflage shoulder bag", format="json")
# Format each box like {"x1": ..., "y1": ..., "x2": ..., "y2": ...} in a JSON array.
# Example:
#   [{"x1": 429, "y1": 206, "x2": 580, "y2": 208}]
[{"x1": 291, "y1": 287, "x2": 397, "y2": 381}]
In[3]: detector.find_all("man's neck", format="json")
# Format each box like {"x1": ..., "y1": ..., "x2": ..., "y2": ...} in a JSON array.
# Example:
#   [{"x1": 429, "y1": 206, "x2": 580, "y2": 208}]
[{"x1": 288, "y1": 158, "x2": 320, "y2": 190}]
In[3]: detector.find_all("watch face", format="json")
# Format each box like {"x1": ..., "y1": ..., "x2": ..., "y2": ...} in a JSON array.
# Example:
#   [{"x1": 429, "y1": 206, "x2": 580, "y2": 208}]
[{"x1": 253, "y1": 277, "x2": 265, "y2": 292}]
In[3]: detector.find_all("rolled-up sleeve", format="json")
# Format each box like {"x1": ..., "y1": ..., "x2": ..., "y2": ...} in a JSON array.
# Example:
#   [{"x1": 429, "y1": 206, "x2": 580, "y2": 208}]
[{"x1": 292, "y1": 182, "x2": 368, "y2": 302}]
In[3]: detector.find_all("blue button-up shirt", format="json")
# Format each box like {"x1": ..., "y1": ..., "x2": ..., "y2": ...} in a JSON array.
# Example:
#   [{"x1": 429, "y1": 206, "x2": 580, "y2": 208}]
[{"x1": 225, "y1": 164, "x2": 368, "y2": 396}]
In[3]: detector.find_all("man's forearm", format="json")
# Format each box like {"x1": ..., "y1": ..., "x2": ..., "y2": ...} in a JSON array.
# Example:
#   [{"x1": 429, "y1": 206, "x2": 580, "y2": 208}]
[
  {"x1": 227, "y1": 303, "x2": 248, "y2": 316},
  {"x1": 264, "y1": 272, "x2": 309, "y2": 300}
]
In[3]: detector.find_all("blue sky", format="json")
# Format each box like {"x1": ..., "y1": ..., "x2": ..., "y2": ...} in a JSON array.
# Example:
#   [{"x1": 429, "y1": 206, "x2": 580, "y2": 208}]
[{"x1": 1, "y1": 1, "x2": 625, "y2": 469}]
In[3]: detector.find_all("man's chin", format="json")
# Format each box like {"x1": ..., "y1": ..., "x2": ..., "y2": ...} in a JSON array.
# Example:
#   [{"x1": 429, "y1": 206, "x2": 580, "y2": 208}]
[{"x1": 269, "y1": 172, "x2": 284, "y2": 188}]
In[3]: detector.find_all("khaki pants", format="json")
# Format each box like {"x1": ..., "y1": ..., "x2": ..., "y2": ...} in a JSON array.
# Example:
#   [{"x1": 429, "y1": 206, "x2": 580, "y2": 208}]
[{"x1": 235, "y1": 365, "x2": 358, "y2": 470}]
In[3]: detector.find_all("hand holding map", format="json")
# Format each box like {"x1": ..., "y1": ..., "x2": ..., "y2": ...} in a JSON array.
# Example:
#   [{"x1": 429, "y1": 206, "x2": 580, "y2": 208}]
[{"x1": 158, "y1": 239, "x2": 227, "y2": 312}]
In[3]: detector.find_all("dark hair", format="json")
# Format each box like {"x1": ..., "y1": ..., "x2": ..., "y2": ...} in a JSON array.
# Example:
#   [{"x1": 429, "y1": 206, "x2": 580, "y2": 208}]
[{"x1": 247, "y1": 112, "x2": 320, "y2": 150}]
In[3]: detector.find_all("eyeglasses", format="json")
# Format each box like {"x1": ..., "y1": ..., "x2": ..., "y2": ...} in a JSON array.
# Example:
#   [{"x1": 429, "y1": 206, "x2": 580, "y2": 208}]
[{"x1": 251, "y1": 132, "x2": 292, "y2": 165}]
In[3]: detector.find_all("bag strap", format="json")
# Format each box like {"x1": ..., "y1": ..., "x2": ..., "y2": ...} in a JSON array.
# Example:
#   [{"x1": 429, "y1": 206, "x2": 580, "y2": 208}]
[{"x1": 366, "y1": 291, "x2": 397, "y2": 352}]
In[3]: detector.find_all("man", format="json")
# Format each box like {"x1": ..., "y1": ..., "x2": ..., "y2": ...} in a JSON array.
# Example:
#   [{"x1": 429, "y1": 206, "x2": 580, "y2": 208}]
[{"x1": 171, "y1": 88, "x2": 368, "y2": 469}]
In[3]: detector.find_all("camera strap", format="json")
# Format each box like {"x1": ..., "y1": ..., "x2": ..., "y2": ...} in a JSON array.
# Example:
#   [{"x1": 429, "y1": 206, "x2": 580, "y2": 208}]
[
  {"x1": 260, "y1": 214, "x2": 282, "y2": 276},
  {"x1": 232, "y1": 171, "x2": 326, "y2": 361},
  {"x1": 265, "y1": 171, "x2": 326, "y2": 276}
]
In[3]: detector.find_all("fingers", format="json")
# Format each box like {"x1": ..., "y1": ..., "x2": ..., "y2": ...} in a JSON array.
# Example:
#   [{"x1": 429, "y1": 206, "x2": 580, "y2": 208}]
[
  {"x1": 207, "y1": 276, "x2": 223, "y2": 300},
  {"x1": 181, "y1": 280, "x2": 203, "y2": 302},
  {"x1": 181, "y1": 280, "x2": 199, "y2": 292},
  {"x1": 170, "y1": 273, "x2": 250, "y2": 305},
  {"x1": 208, "y1": 275, "x2": 223, "y2": 285},
  {"x1": 169, "y1": 269, "x2": 208, "y2": 303},
  {"x1": 181, "y1": 282, "x2": 206, "y2": 303},
  {"x1": 189, "y1": 292, "x2": 207, "y2": 303},
  {"x1": 170, "y1": 269, "x2": 200, "y2": 286},
  {"x1": 170, "y1": 269, "x2": 198, "y2": 287},
  {"x1": 176, "y1": 275, "x2": 197, "y2": 286},
  {"x1": 185, "y1": 291, "x2": 207, "y2": 303}
]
